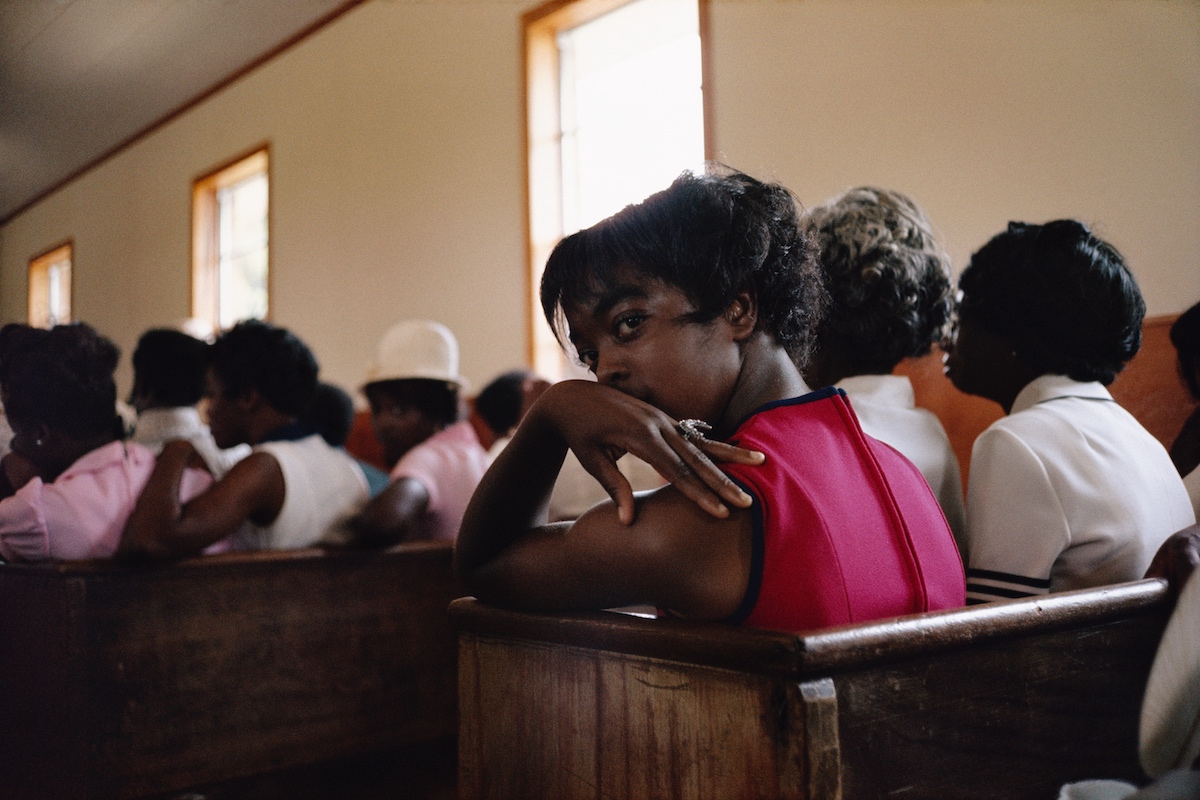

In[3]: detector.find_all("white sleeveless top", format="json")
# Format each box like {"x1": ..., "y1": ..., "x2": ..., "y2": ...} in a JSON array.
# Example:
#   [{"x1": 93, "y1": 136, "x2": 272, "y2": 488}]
[{"x1": 226, "y1": 434, "x2": 368, "y2": 550}]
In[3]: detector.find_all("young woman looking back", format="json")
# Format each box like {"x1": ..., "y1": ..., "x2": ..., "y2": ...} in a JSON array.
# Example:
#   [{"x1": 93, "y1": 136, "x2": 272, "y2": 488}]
[{"x1": 456, "y1": 168, "x2": 964, "y2": 630}]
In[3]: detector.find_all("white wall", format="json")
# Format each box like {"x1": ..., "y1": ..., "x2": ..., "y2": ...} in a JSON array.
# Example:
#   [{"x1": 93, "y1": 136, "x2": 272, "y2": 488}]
[
  {"x1": 1, "y1": 0, "x2": 1198, "y2": 399},
  {"x1": 707, "y1": 0, "x2": 1200, "y2": 314}
]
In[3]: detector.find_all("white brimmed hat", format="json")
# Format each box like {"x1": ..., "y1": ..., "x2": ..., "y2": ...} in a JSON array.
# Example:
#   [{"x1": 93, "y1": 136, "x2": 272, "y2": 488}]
[{"x1": 363, "y1": 319, "x2": 467, "y2": 390}]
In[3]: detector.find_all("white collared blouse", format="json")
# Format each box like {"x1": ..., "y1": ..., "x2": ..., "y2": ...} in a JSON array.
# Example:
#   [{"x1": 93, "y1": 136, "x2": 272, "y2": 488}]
[{"x1": 965, "y1": 374, "x2": 1195, "y2": 603}]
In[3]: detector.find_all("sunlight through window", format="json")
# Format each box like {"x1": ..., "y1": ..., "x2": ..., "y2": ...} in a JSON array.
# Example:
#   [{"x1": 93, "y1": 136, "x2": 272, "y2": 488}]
[{"x1": 526, "y1": 0, "x2": 705, "y2": 377}]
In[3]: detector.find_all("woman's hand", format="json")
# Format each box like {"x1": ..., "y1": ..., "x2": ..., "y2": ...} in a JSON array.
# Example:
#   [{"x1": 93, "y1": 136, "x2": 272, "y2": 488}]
[
  {"x1": 531, "y1": 380, "x2": 764, "y2": 525},
  {"x1": 160, "y1": 439, "x2": 208, "y2": 472},
  {"x1": 1145, "y1": 524, "x2": 1200, "y2": 598}
]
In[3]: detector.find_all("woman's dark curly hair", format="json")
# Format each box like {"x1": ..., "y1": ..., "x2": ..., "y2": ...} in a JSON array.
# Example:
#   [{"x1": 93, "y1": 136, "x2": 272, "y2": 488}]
[
  {"x1": 131, "y1": 328, "x2": 210, "y2": 408},
  {"x1": 804, "y1": 187, "x2": 953, "y2": 373},
  {"x1": 209, "y1": 320, "x2": 318, "y2": 416},
  {"x1": 474, "y1": 370, "x2": 531, "y2": 436},
  {"x1": 1170, "y1": 301, "x2": 1200, "y2": 400},
  {"x1": 958, "y1": 220, "x2": 1144, "y2": 385},
  {"x1": 0, "y1": 322, "x2": 121, "y2": 440},
  {"x1": 541, "y1": 166, "x2": 828, "y2": 365}
]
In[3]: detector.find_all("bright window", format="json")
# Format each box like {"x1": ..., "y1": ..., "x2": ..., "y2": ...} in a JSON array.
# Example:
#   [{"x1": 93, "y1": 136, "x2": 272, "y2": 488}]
[
  {"x1": 525, "y1": 0, "x2": 706, "y2": 377},
  {"x1": 28, "y1": 242, "x2": 72, "y2": 328},
  {"x1": 192, "y1": 147, "x2": 269, "y2": 330}
]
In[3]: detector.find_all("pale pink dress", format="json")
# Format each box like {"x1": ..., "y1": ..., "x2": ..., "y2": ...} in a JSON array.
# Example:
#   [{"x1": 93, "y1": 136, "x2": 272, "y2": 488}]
[{"x1": 0, "y1": 440, "x2": 212, "y2": 562}]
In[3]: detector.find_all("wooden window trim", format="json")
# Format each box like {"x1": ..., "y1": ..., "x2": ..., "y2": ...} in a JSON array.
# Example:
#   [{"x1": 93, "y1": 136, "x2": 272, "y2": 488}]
[
  {"x1": 522, "y1": 0, "x2": 712, "y2": 373},
  {"x1": 28, "y1": 240, "x2": 73, "y2": 328},
  {"x1": 191, "y1": 144, "x2": 271, "y2": 328}
]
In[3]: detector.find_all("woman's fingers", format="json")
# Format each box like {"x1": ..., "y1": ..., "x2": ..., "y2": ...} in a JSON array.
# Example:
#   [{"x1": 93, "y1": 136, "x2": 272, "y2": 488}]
[
  {"x1": 656, "y1": 437, "x2": 753, "y2": 514},
  {"x1": 541, "y1": 381, "x2": 767, "y2": 523},
  {"x1": 577, "y1": 450, "x2": 637, "y2": 525},
  {"x1": 695, "y1": 438, "x2": 766, "y2": 466}
]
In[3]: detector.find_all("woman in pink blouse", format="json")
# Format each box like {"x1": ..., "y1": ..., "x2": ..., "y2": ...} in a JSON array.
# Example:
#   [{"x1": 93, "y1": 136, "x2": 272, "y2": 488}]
[{"x1": 0, "y1": 323, "x2": 210, "y2": 561}]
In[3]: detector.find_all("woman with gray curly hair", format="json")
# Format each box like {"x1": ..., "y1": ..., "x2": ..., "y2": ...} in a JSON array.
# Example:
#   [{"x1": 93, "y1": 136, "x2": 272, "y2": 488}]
[{"x1": 802, "y1": 187, "x2": 966, "y2": 552}]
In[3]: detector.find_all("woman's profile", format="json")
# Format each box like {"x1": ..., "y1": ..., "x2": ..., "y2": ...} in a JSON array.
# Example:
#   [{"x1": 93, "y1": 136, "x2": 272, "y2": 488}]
[
  {"x1": 943, "y1": 220, "x2": 1195, "y2": 603},
  {"x1": 455, "y1": 167, "x2": 964, "y2": 630}
]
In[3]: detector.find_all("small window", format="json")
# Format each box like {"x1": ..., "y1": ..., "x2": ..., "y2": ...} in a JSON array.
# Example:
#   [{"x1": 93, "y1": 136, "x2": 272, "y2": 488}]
[
  {"x1": 525, "y1": 0, "x2": 706, "y2": 377},
  {"x1": 192, "y1": 147, "x2": 269, "y2": 330},
  {"x1": 28, "y1": 242, "x2": 73, "y2": 328}
]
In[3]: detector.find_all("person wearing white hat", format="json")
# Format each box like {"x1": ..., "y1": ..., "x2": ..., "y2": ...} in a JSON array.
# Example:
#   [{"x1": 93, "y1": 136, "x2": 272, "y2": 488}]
[{"x1": 353, "y1": 320, "x2": 490, "y2": 544}]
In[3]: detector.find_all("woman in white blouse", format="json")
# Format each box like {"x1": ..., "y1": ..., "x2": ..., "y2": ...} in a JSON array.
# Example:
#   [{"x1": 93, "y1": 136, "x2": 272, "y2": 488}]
[
  {"x1": 943, "y1": 220, "x2": 1194, "y2": 604},
  {"x1": 801, "y1": 187, "x2": 966, "y2": 552}
]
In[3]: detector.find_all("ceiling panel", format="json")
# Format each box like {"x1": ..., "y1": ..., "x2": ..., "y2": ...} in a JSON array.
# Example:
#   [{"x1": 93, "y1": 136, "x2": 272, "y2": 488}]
[{"x1": 0, "y1": 0, "x2": 363, "y2": 223}]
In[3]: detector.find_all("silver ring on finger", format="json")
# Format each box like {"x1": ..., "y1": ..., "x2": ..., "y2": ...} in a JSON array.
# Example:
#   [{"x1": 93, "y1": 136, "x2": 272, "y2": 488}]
[{"x1": 675, "y1": 418, "x2": 712, "y2": 443}]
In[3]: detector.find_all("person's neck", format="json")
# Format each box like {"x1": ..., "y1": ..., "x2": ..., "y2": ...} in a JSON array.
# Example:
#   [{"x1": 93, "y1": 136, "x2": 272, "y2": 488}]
[
  {"x1": 987, "y1": 363, "x2": 1044, "y2": 415},
  {"x1": 716, "y1": 334, "x2": 809, "y2": 437},
  {"x1": 803, "y1": 345, "x2": 895, "y2": 388},
  {"x1": 247, "y1": 410, "x2": 301, "y2": 445},
  {"x1": 45, "y1": 431, "x2": 119, "y2": 481}
]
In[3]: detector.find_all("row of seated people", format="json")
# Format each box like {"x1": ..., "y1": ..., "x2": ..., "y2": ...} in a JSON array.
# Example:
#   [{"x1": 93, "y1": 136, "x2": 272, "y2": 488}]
[{"x1": 0, "y1": 165, "x2": 1196, "y2": 612}]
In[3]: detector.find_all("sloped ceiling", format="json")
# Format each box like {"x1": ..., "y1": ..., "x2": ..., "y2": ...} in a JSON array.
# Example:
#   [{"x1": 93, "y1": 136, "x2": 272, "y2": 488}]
[{"x1": 0, "y1": 0, "x2": 364, "y2": 224}]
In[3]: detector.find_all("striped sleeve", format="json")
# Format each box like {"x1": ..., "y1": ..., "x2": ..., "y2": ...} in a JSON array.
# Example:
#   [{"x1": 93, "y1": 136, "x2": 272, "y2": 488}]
[
  {"x1": 965, "y1": 567, "x2": 1052, "y2": 604},
  {"x1": 964, "y1": 426, "x2": 1070, "y2": 604}
]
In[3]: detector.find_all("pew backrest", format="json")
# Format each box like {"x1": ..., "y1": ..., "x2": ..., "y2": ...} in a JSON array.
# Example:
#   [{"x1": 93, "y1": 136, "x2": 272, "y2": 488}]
[
  {"x1": 452, "y1": 579, "x2": 1172, "y2": 800},
  {"x1": 0, "y1": 543, "x2": 461, "y2": 800}
]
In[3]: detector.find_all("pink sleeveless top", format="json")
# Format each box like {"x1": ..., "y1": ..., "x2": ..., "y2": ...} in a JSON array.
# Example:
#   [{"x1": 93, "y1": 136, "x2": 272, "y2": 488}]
[{"x1": 721, "y1": 388, "x2": 965, "y2": 632}]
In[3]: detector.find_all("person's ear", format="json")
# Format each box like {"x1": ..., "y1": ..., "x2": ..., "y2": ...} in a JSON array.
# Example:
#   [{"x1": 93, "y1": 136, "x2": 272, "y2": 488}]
[
  {"x1": 725, "y1": 290, "x2": 758, "y2": 341},
  {"x1": 33, "y1": 423, "x2": 54, "y2": 450}
]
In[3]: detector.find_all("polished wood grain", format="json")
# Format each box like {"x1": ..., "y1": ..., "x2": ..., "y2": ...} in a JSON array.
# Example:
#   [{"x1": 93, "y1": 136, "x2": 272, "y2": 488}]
[
  {"x1": 0, "y1": 543, "x2": 461, "y2": 799},
  {"x1": 453, "y1": 579, "x2": 1172, "y2": 800}
]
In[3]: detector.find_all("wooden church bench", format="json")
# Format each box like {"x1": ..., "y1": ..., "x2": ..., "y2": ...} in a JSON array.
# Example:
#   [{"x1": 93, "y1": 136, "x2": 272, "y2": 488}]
[
  {"x1": 452, "y1": 578, "x2": 1172, "y2": 800},
  {"x1": 0, "y1": 541, "x2": 461, "y2": 800}
]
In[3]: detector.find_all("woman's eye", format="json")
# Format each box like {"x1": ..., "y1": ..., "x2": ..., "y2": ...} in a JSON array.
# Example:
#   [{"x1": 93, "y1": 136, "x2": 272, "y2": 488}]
[{"x1": 614, "y1": 314, "x2": 645, "y2": 337}]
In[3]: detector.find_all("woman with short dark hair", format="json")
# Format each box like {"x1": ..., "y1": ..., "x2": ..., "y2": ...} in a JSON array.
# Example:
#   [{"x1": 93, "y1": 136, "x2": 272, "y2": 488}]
[
  {"x1": 0, "y1": 323, "x2": 210, "y2": 561},
  {"x1": 943, "y1": 220, "x2": 1194, "y2": 603},
  {"x1": 456, "y1": 167, "x2": 964, "y2": 630}
]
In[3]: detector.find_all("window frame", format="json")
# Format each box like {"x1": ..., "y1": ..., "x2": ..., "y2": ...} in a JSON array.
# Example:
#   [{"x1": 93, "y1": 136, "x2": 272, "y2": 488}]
[
  {"x1": 522, "y1": 0, "x2": 712, "y2": 375},
  {"x1": 27, "y1": 240, "x2": 73, "y2": 328},
  {"x1": 191, "y1": 144, "x2": 271, "y2": 329}
]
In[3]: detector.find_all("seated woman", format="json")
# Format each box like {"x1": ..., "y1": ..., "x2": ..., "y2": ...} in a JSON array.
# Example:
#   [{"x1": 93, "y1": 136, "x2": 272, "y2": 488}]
[
  {"x1": 801, "y1": 187, "x2": 966, "y2": 552},
  {"x1": 120, "y1": 320, "x2": 370, "y2": 558},
  {"x1": 129, "y1": 327, "x2": 249, "y2": 478},
  {"x1": 1169, "y1": 301, "x2": 1200, "y2": 519},
  {"x1": 942, "y1": 221, "x2": 1195, "y2": 604},
  {"x1": 0, "y1": 323, "x2": 210, "y2": 561},
  {"x1": 353, "y1": 320, "x2": 490, "y2": 544},
  {"x1": 456, "y1": 168, "x2": 965, "y2": 631}
]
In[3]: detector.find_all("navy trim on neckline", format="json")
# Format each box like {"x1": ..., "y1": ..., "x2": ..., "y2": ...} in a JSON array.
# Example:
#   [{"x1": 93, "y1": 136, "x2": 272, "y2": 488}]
[
  {"x1": 731, "y1": 385, "x2": 843, "y2": 434},
  {"x1": 258, "y1": 421, "x2": 317, "y2": 444}
]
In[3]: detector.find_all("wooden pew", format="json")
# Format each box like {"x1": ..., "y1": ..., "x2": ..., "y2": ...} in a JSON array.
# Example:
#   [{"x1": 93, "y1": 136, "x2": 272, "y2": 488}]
[
  {"x1": 0, "y1": 542, "x2": 461, "y2": 800},
  {"x1": 452, "y1": 579, "x2": 1172, "y2": 800}
]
